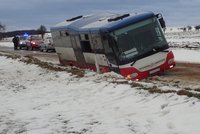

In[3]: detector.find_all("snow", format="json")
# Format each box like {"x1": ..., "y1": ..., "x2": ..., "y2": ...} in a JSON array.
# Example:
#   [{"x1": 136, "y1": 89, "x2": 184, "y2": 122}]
[
  {"x1": 0, "y1": 56, "x2": 200, "y2": 134},
  {"x1": 165, "y1": 29, "x2": 200, "y2": 63},
  {"x1": 0, "y1": 41, "x2": 13, "y2": 47},
  {"x1": 1, "y1": 37, "x2": 13, "y2": 42},
  {"x1": 172, "y1": 48, "x2": 200, "y2": 63}
]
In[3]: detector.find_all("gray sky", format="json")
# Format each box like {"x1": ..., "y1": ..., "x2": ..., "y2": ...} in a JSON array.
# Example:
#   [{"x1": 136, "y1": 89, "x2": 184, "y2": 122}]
[{"x1": 1, "y1": 0, "x2": 200, "y2": 31}]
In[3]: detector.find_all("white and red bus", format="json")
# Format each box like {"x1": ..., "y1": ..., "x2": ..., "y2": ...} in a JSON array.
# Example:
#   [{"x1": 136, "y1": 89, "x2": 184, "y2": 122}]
[{"x1": 51, "y1": 12, "x2": 175, "y2": 80}]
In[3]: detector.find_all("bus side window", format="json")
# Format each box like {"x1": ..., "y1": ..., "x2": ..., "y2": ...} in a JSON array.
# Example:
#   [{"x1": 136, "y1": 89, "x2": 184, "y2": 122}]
[
  {"x1": 79, "y1": 34, "x2": 92, "y2": 53},
  {"x1": 60, "y1": 31, "x2": 67, "y2": 37},
  {"x1": 91, "y1": 34, "x2": 104, "y2": 54},
  {"x1": 66, "y1": 32, "x2": 69, "y2": 36},
  {"x1": 80, "y1": 40, "x2": 92, "y2": 52}
]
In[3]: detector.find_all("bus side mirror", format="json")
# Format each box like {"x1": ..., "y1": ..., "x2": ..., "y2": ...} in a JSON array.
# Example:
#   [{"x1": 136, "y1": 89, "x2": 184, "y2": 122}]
[{"x1": 156, "y1": 14, "x2": 166, "y2": 28}]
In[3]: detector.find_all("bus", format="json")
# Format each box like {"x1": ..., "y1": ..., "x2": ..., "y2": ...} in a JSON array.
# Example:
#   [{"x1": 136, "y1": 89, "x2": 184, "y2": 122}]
[{"x1": 50, "y1": 12, "x2": 175, "y2": 80}]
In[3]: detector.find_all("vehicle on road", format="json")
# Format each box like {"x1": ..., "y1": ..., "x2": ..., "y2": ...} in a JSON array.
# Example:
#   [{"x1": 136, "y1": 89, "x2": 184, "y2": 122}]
[
  {"x1": 51, "y1": 12, "x2": 175, "y2": 80},
  {"x1": 40, "y1": 37, "x2": 55, "y2": 52},
  {"x1": 18, "y1": 35, "x2": 29, "y2": 50},
  {"x1": 27, "y1": 35, "x2": 43, "y2": 50}
]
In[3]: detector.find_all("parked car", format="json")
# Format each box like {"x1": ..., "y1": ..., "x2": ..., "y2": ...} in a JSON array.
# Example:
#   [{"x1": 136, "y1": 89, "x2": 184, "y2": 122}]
[
  {"x1": 18, "y1": 35, "x2": 29, "y2": 50},
  {"x1": 40, "y1": 37, "x2": 55, "y2": 52},
  {"x1": 27, "y1": 35, "x2": 43, "y2": 50}
]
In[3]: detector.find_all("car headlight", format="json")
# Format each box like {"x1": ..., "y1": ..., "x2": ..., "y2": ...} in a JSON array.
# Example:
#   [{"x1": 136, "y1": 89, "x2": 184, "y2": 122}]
[
  {"x1": 168, "y1": 58, "x2": 174, "y2": 65},
  {"x1": 31, "y1": 41, "x2": 36, "y2": 44}
]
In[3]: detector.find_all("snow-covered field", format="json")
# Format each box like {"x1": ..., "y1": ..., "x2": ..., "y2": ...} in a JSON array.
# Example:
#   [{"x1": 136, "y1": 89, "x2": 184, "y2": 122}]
[
  {"x1": 0, "y1": 41, "x2": 13, "y2": 47},
  {"x1": 164, "y1": 29, "x2": 200, "y2": 64},
  {"x1": 166, "y1": 30, "x2": 200, "y2": 49},
  {"x1": 0, "y1": 55, "x2": 200, "y2": 134},
  {"x1": 172, "y1": 49, "x2": 200, "y2": 63}
]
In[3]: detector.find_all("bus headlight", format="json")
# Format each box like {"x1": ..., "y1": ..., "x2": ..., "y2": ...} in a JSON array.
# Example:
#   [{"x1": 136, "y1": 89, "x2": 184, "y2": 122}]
[
  {"x1": 126, "y1": 73, "x2": 138, "y2": 80},
  {"x1": 169, "y1": 65, "x2": 174, "y2": 69},
  {"x1": 168, "y1": 58, "x2": 174, "y2": 65}
]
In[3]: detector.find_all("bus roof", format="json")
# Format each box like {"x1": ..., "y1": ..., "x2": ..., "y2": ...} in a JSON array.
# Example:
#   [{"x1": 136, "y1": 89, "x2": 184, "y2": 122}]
[{"x1": 51, "y1": 12, "x2": 155, "y2": 33}]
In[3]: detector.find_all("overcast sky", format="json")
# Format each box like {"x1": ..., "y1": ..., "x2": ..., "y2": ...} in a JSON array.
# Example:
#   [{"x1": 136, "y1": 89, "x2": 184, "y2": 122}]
[{"x1": 1, "y1": 0, "x2": 200, "y2": 31}]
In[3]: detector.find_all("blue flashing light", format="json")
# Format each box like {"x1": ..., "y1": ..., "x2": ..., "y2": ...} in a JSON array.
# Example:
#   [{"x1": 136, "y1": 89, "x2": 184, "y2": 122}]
[{"x1": 23, "y1": 33, "x2": 29, "y2": 37}]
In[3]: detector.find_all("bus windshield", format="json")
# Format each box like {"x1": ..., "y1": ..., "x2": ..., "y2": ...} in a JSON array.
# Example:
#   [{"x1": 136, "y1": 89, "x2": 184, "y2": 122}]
[{"x1": 110, "y1": 17, "x2": 168, "y2": 65}]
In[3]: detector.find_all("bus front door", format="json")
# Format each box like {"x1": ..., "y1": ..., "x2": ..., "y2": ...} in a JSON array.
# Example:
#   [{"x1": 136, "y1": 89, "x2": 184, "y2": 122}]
[
  {"x1": 70, "y1": 35, "x2": 86, "y2": 67},
  {"x1": 102, "y1": 38, "x2": 120, "y2": 74}
]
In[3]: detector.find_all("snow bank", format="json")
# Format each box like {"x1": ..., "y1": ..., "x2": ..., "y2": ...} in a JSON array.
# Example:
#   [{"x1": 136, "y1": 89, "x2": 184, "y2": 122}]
[
  {"x1": 0, "y1": 56, "x2": 200, "y2": 134},
  {"x1": 165, "y1": 29, "x2": 200, "y2": 63},
  {"x1": 172, "y1": 49, "x2": 200, "y2": 63},
  {"x1": 0, "y1": 41, "x2": 13, "y2": 47}
]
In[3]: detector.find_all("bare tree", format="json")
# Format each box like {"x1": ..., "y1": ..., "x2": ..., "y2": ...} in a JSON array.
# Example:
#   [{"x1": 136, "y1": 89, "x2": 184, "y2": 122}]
[
  {"x1": 37, "y1": 25, "x2": 47, "y2": 39},
  {"x1": 0, "y1": 22, "x2": 6, "y2": 40},
  {"x1": 179, "y1": 27, "x2": 186, "y2": 32},
  {"x1": 195, "y1": 25, "x2": 200, "y2": 31}
]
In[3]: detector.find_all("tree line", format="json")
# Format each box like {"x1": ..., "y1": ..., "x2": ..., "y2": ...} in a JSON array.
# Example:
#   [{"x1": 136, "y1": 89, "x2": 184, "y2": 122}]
[
  {"x1": 0, "y1": 22, "x2": 47, "y2": 40},
  {"x1": 0, "y1": 22, "x2": 6, "y2": 40},
  {"x1": 179, "y1": 25, "x2": 200, "y2": 32}
]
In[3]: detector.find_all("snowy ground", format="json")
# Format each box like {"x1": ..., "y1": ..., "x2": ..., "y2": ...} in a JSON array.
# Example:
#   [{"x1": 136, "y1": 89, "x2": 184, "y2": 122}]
[
  {"x1": 172, "y1": 48, "x2": 200, "y2": 63},
  {"x1": 166, "y1": 31, "x2": 200, "y2": 63},
  {"x1": 0, "y1": 55, "x2": 200, "y2": 134},
  {"x1": 0, "y1": 41, "x2": 14, "y2": 47},
  {"x1": 165, "y1": 29, "x2": 200, "y2": 64},
  {"x1": 166, "y1": 30, "x2": 200, "y2": 49}
]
